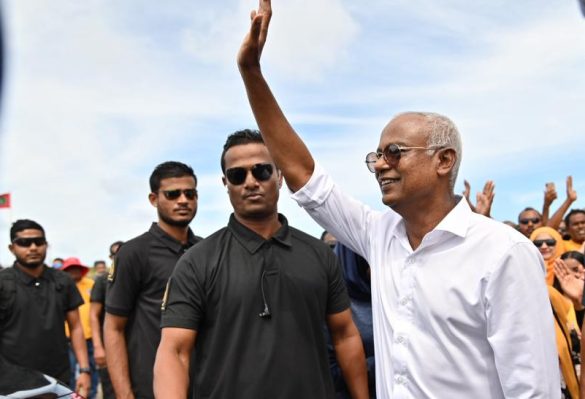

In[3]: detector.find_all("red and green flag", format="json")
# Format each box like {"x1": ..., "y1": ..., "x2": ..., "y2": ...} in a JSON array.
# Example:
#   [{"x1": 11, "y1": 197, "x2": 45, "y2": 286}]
[{"x1": 0, "y1": 193, "x2": 11, "y2": 208}]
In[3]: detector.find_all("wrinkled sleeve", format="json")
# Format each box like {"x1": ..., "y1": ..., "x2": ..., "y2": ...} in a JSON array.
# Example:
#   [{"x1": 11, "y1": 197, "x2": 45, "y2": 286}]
[
  {"x1": 485, "y1": 242, "x2": 560, "y2": 398},
  {"x1": 290, "y1": 163, "x2": 379, "y2": 263}
]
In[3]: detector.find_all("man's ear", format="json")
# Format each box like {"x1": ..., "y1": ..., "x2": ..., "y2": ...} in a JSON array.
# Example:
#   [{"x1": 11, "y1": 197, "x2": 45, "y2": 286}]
[
  {"x1": 277, "y1": 170, "x2": 283, "y2": 188},
  {"x1": 222, "y1": 176, "x2": 227, "y2": 187},
  {"x1": 148, "y1": 192, "x2": 158, "y2": 208},
  {"x1": 8, "y1": 244, "x2": 14, "y2": 256},
  {"x1": 436, "y1": 148, "x2": 456, "y2": 178}
]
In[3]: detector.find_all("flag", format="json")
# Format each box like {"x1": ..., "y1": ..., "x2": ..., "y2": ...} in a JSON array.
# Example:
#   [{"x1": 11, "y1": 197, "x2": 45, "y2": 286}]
[{"x1": 0, "y1": 193, "x2": 11, "y2": 208}]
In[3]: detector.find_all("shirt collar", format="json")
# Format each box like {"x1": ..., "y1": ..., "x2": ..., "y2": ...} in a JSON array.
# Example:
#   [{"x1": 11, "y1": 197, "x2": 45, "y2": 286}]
[
  {"x1": 228, "y1": 213, "x2": 292, "y2": 254},
  {"x1": 149, "y1": 222, "x2": 197, "y2": 253},
  {"x1": 432, "y1": 195, "x2": 471, "y2": 238},
  {"x1": 12, "y1": 263, "x2": 51, "y2": 285},
  {"x1": 392, "y1": 195, "x2": 471, "y2": 250}
]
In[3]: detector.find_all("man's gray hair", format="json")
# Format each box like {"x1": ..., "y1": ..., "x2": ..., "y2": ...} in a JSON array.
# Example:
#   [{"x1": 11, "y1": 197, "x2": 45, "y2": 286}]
[{"x1": 397, "y1": 112, "x2": 462, "y2": 189}]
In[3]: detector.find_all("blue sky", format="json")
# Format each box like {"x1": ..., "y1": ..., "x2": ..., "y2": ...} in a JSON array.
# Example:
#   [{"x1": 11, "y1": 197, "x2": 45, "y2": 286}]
[{"x1": 0, "y1": 0, "x2": 584, "y2": 266}]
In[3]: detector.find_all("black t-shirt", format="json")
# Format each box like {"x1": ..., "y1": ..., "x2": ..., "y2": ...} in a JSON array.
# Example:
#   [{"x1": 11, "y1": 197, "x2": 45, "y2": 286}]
[
  {"x1": 162, "y1": 214, "x2": 350, "y2": 399},
  {"x1": 0, "y1": 265, "x2": 83, "y2": 383},
  {"x1": 106, "y1": 223, "x2": 201, "y2": 399}
]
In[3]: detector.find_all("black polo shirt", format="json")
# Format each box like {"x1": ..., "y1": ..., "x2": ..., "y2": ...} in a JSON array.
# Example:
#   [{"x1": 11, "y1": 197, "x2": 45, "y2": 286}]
[
  {"x1": 162, "y1": 214, "x2": 350, "y2": 399},
  {"x1": 0, "y1": 265, "x2": 83, "y2": 384},
  {"x1": 106, "y1": 223, "x2": 201, "y2": 399}
]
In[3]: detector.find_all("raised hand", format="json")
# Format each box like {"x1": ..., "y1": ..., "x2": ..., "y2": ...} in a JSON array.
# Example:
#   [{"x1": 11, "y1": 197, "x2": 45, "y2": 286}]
[
  {"x1": 475, "y1": 180, "x2": 495, "y2": 217},
  {"x1": 566, "y1": 176, "x2": 577, "y2": 202},
  {"x1": 543, "y1": 182, "x2": 557, "y2": 207},
  {"x1": 553, "y1": 258, "x2": 584, "y2": 305},
  {"x1": 238, "y1": 0, "x2": 272, "y2": 72}
]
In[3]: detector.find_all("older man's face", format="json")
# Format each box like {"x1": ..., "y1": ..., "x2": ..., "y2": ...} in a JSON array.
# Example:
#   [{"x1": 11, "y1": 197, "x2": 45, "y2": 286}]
[{"x1": 373, "y1": 114, "x2": 442, "y2": 215}]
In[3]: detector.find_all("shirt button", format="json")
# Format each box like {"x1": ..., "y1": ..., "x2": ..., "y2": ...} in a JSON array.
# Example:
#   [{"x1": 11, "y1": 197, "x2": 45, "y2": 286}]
[
  {"x1": 396, "y1": 335, "x2": 406, "y2": 344},
  {"x1": 400, "y1": 297, "x2": 409, "y2": 306}
]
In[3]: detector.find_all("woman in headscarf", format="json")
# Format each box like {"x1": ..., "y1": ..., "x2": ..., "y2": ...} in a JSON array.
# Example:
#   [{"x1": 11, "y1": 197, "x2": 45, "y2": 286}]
[{"x1": 530, "y1": 226, "x2": 565, "y2": 285}]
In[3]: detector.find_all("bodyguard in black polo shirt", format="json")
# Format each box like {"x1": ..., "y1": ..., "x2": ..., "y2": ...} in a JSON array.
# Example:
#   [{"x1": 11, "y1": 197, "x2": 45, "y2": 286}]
[
  {"x1": 154, "y1": 130, "x2": 368, "y2": 398},
  {"x1": 104, "y1": 162, "x2": 202, "y2": 399},
  {"x1": 0, "y1": 219, "x2": 91, "y2": 397}
]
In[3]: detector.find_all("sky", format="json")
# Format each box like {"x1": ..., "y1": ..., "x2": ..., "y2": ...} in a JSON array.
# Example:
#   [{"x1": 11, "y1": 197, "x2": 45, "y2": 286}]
[{"x1": 0, "y1": 0, "x2": 584, "y2": 266}]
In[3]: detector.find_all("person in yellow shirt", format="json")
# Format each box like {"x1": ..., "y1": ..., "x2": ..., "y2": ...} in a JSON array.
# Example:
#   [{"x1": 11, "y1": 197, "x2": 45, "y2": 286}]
[
  {"x1": 62, "y1": 257, "x2": 97, "y2": 399},
  {"x1": 564, "y1": 209, "x2": 585, "y2": 252}
]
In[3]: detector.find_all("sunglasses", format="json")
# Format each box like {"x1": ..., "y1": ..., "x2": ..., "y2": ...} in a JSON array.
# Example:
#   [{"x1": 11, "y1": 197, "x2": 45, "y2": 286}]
[
  {"x1": 519, "y1": 217, "x2": 541, "y2": 225},
  {"x1": 225, "y1": 163, "x2": 274, "y2": 185},
  {"x1": 533, "y1": 239, "x2": 556, "y2": 248},
  {"x1": 160, "y1": 189, "x2": 197, "y2": 200},
  {"x1": 365, "y1": 143, "x2": 442, "y2": 173},
  {"x1": 13, "y1": 237, "x2": 47, "y2": 247}
]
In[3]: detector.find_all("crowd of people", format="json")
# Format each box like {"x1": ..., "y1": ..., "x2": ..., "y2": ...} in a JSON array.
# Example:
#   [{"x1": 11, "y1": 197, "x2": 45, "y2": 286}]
[{"x1": 1, "y1": 1, "x2": 585, "y2": 398}]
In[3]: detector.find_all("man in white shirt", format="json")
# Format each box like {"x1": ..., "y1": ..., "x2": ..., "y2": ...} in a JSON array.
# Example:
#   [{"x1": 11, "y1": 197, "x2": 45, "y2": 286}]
[{"x1": 236, "y1": 1, "x2": 559, "y2": 398}]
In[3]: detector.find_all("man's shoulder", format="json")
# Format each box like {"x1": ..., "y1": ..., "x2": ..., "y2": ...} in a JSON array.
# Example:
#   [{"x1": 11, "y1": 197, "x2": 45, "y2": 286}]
[
  {"x1": 288, "y1": 225, "x2": 335, "y2": 258},
  {"x1": 185, "y1": 227, "x2": 230, "y2": 256},
  {"x1": 115, "y1": 230, "x2": 153, "y2": 260},
  {"x1": 467, "y1": 213, "x2": 534, "y2": 254}
]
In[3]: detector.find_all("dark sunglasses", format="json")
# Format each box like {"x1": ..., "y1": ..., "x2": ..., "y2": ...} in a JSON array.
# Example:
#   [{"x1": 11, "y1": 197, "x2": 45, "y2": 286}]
[
  {"x1": 519, "y1": 217, "x2": 541, "y2": 225},
  {"x1": 533, "y1": 239, "x2": 556, "y2": 248},
  {"x1": 160, "y1": 188, "x2": 197, "y2": 200},
  {"x1": 13, "y1": 237, "x2": 47, "y2": 247},
  {"x1": 365, "y1": 143, "x2": 442, "y2": 173},
  {"x1": 225, "y1": 163, "x2": 274, "y2": 185}
]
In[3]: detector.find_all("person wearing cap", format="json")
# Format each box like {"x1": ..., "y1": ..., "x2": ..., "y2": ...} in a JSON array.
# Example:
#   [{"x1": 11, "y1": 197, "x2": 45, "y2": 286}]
[
  {"x1": 61, "y1": 257, "x2": 98, "y2": 399},
  {"x1": 0, "y1": 219, "x2": 91, "y2": 397}
]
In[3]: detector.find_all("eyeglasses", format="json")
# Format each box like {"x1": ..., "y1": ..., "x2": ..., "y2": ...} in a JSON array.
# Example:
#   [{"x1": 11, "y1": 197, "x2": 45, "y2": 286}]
[
  {"x1": 519, "y1": 217, "x2": 541, "y2": 225},
  {"x1": 225, "y1": 163, "x2": 274, "y2": 185},
  {"x1": 160, "y1": 189, "x2": 197, "y2": 200},
  {"x1": 365, "y1": 143, "x2": 442, "y2": 173},
  {"x1": 12, "y1": 237, "x2": 47, "y2": 247},
  {"x1": 533, "y1": 239, "x2": 556, "y2": 248}
]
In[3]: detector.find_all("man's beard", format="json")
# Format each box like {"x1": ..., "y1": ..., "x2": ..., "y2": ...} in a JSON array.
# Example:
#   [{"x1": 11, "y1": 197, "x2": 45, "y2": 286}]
[
  {"x1": 16, "y1": 257, "x2": 45, "y2": 269},
  {"x1": 158, "y1": 209, "x2": 194, "y2": 228}
]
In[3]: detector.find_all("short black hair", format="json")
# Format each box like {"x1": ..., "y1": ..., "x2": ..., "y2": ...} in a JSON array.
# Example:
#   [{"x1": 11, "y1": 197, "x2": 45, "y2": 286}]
[
  {"x1": 10, "y1": 219, "x2": 45, "y2": 241},
  {"x1": 220, "y1": 129, "x2": 264, "y2": 173},
  {"x1": 109, "y1": 240, "x2": 124, "y2": 256},
  {"x1": 565, "y1": 209, "x2": 585, "y2": 227},
  {"x1": 94, "y1": 260, "x2": 106, "y2": 267},
  {"x1": 560, "y1": 251, "x2": 585, "y2": 267},
  {"x1": 517, "y1": 207, "x2": 541, "y2": 222},
  {"x1": 149, "y1": 161, "x2": 197, "y2": 193}
]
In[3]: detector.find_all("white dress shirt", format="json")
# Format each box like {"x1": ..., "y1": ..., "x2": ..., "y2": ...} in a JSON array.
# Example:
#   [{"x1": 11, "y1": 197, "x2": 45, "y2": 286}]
[{"x1": 291, "y1": 163, "x2": 560, "y2": 399}]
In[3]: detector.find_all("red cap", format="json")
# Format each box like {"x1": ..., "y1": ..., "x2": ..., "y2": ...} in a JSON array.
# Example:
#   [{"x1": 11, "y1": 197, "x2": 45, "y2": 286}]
[{"x1": 61, "y1": 257, "x2": 89, "y2": 277}]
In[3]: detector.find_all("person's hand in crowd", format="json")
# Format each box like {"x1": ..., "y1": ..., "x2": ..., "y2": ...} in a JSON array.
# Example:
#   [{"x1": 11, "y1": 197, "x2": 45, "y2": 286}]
[
  {"x1": 75, "y1": 372, "x2": 91, "y2": 399},
  {"x1": 463, "y1": 180, "x2": 494, "y2": 217},
  {"x1": 566, "y1": 175, "x2": 577, "y2": 203},
  {"x1": 475, "y1": 180, "x2": 495, "y2": 218},
  {"x1": 543, "y1": 182, "x2": 557, "y2": 208},
  {"x1": 94, "y1": 344, "x2": 106, "y2": 368},
  {"x1": 553, "y1": 258, "x2": 584, "y2": 306}
]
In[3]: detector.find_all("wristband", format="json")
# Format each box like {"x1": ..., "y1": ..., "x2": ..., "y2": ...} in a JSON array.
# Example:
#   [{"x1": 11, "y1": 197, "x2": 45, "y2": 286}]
[{"x1": 79, "y1": 367, "x2": 91, "y2": 374}]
